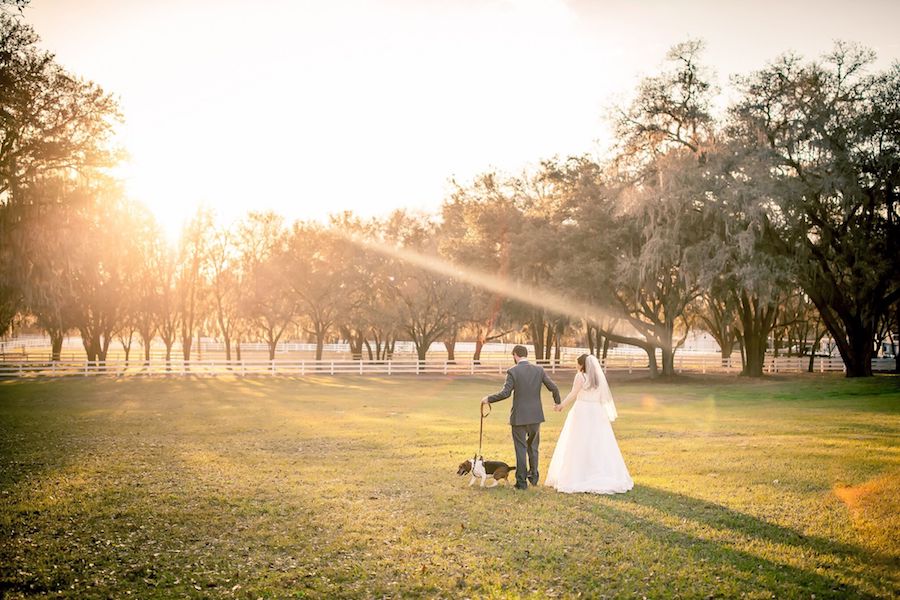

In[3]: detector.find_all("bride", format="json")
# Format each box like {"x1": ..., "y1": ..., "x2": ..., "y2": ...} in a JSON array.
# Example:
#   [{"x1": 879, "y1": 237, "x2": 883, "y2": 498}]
[{"x1": 545, "y1": 353, "x2": 633, "y2": 494}]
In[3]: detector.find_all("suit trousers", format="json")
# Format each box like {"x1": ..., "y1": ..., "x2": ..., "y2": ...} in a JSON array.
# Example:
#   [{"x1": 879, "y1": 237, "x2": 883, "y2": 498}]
[{"x1": 511, "y1": 423, "x2": 540, "y2": 487}]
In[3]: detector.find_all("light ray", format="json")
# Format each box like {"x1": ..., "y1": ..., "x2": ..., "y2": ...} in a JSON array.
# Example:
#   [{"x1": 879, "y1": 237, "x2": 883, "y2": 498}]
[{"x1": 339, "y1": 231, "x2": 621, "y2": 325}]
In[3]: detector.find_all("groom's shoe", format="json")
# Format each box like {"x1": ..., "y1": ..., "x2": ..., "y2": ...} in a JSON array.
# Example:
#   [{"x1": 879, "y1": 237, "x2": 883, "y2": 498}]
[
  {"x1": 514, "y1": 482, "x2": 528, "y2": 490},
  {"x1": 528, "y1": 473, "x2": 539, "y2": 486}
]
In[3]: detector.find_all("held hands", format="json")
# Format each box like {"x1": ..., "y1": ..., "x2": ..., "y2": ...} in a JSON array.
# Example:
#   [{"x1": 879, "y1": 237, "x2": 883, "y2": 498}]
[
  {"x1": 481, "y1": 396, "x2": 490, "y2": 405},
  {"x1": 553, "y1": 403, "x2": 563, "y2": 412}
]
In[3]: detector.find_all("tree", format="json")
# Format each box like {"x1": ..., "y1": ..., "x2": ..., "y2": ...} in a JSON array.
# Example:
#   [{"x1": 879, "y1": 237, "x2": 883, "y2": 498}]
[
  {"x1": 156, "y1": 244, "x2": 180, "y2": 369},
  {"x1": 0, "y1": 13, "x2": 121, "y2": 335},
  {"x1": 382, "y1": 210, "x2": 467, "y2": 362},
  {"x1": 133, "y1": 231, "x2": 165, "y2": 366},
  {"x1": 286, "y1": 222, "x2": 345, "y2": 361},
  {"x1": 239, "y1": 212, "x2": 294, "y2": 361},
  {"x1": 694, "y1": 289, "x2": 738, "y2": 363},
  {"x1": 205, "y1": 223, "x2": 244, "y2": 362},
  {"x1": 109, "y1": 202, "x2": 162, "y2": 367},
  {"x1": 177, "y1": 208, "x2": 210, "y2": 366},
  {"x1": 732, "y1": 43, "x2": 900, "y2": 376},
  {"x1": 440, "y1": 173, "x2": 521, "y2": 362},
  {"x1": 16, "y1": 179, "x2": 78, "y2": 360},
  {"x1": 605, "y1": 40, "x2": 718, "y2": 376},
  {"x1": 543, "y1": 156, "x2": 621, "y2": 362}
]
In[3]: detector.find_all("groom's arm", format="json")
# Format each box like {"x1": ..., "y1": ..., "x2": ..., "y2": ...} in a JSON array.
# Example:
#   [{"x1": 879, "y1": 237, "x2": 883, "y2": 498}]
[
  {"x1": 485, "y1": 371, "x2": 515, "y2": 403},
  {"x1": 542, "y1": 370, "x2": 562, "y2": 404}
]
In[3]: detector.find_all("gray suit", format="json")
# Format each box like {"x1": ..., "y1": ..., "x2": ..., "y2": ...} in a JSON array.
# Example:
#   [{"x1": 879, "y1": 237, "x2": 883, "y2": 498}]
[{"x1": 487, "y1": 359, "x2": 561, "y2": 488}]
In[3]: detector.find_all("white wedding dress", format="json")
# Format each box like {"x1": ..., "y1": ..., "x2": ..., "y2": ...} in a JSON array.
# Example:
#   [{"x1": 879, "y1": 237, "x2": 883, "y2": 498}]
[{"x1": 545, "y1": 355, "x2": 633, "y2": 494}]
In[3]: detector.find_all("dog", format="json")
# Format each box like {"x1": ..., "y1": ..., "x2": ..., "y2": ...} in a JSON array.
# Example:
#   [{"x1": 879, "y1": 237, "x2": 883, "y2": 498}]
[{"x1": 457, "y1": 455, "x2": 516, "y2": 487}]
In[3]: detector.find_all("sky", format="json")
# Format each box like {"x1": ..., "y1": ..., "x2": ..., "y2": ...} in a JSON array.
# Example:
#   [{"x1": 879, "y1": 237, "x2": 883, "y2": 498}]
[{"x1": 24, "y1": 0, "x2": 900, "y2": 238}]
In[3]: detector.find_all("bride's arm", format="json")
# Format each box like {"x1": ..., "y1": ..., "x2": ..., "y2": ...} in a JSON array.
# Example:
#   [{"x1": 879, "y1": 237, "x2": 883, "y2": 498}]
[{"x1": 558, "y1": 372, "x2": 583, "y2": 410}]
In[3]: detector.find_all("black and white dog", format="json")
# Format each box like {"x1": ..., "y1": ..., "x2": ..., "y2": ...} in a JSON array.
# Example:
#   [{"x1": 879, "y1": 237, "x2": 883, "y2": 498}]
[{"x1": 457, "y1": 455, "x2": 516, "y2": 487}]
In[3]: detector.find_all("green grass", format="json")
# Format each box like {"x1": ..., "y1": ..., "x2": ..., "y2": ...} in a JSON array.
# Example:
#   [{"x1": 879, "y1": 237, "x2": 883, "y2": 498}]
[{"x1": 0, "y1": 373, "x2": 898, "y2": 599}]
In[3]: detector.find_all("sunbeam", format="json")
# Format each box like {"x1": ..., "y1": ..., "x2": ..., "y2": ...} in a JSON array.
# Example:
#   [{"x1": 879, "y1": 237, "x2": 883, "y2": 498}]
[{"x1": 339, "y1": 230, "x2": 620, "y2": 326}]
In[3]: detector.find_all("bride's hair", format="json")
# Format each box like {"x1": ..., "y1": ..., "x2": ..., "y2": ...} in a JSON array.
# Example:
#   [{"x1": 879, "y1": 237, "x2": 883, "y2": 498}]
[{"x1": 577, "y1": 353, "x2": 601, "y2": 390}]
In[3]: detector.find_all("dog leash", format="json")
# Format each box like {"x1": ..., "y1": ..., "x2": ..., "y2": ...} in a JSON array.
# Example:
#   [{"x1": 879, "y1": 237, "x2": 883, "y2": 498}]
[{"x1": 478, "y1": 401, "x2": 491, "y2": 457}]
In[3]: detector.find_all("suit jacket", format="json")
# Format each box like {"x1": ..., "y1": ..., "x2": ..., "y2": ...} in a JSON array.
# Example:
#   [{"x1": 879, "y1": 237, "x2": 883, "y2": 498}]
[{"x1": 487, "y1": 359, "x2": 561, "y2": 426}]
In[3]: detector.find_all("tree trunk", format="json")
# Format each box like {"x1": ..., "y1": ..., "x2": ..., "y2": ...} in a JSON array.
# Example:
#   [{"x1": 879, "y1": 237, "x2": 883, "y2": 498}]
[
  {"x1": 120, "y1": 333, "x2": 133, "y2": 366},
  {"x1": 315, "y1": 330, "x2": 325, "y2": 361},
  {"x1": 646, "y1": 346, "x2": 658, "y2": 377},
  {"x1": 182, "y1": 334, "x2": 193, "y2": 363},
  {"x1": 720, "y1": 336, "x2": 734, "y2": 360},
  {"x1": 545, "y1": 323, "x2": 555, "y2": 362},
  {"x1": 895, "y1": 304, "x2": 900, "y2": 374},
  {"x1": 735, "y1": 291, "x2": 777, "y2": 377},
  {"x1": 601, "y1": 337, "x2": 610, "y2": 360},
  {"x1": 50, "y1": 331, "x2": 64, "y2": 362},
  {"x1": 342, "y1": 326, "x2": 364, "y2": 361},
  {"x1": 99, "y1": 334, "x2": 112, "y2": 365},
  {"x1": 224, "y1": 336, "x2": 231, "y2": 362},
  {"x1": 842, "y1": 321, "x2": 874, "y2": 377},
  {"x1": 444, "y1": 338, "x2": 456, "y2": 363},
  {"x1": 661, "y1": 347, "x2": 675, "y2": 377},
  {"x1": 530, "y1": 314, "x2": 545, "y2": 362},
  {"x1": 473, "y1": 336, "x2": 485, "y2": 365},
  {"x1": 742, "y1": 330, "x2": 768, "y2": 377},
  {"x1": 416, "y1": 343, "x2": 428, "y2": 362}
]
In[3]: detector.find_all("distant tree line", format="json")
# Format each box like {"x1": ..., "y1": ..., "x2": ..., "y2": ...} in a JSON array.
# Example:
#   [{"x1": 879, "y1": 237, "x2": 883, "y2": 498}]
[{"x1": 0, "y1": 10, "x2": 897, "y2": 377}]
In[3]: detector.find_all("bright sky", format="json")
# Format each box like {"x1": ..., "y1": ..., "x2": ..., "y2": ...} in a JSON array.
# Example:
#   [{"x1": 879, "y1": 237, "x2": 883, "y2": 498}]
[{"x1": 25, "y1": 0, "x2": 900, "y2": 237}]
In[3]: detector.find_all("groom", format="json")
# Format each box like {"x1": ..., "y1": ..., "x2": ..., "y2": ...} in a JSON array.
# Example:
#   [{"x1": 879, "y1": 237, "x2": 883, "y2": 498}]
[{"x1": 482, "y1": 345, "x2": 561, "y2": 490}]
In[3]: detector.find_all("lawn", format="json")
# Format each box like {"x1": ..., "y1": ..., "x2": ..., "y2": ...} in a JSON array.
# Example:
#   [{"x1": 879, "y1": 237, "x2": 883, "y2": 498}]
[{"x1": 0, "y1": 373, "x2": 898, "y2": 599}]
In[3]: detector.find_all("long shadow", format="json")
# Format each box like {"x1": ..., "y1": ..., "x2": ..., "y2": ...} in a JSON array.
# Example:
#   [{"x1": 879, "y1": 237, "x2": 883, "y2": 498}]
[
  {"x1": 612, "y1": 484, "x2": 897, "y2": 567},
  {"x1": 587, "y1": 497, "x2": 882, "y2": 599}
]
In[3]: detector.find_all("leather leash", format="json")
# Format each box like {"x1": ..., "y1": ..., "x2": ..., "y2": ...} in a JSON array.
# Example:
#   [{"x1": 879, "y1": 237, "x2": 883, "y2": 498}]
[{"x1": 478, "y1": 401, "x2": 491, "y2": 457}]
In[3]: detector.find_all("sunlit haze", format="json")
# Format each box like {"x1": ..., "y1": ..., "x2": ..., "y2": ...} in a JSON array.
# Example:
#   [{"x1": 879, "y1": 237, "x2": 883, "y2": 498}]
[{"x1": 26, "y1": 0, "x2": 900, "y2": 237}]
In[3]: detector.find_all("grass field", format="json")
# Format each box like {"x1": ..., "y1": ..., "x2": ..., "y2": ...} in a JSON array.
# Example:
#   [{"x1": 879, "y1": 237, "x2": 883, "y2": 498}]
[{"x1": 0, "y1": 373, "x2": 898, "y2": 599}]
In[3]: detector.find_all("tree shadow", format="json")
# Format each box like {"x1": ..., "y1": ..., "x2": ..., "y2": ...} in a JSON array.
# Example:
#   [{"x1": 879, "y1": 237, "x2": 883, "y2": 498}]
[
  {"x1": 614, "y1": 484, "x2": 896, "y2": 566},
  {"x1": 588, "y1": 484, "x2": 897, "y2": 597}
]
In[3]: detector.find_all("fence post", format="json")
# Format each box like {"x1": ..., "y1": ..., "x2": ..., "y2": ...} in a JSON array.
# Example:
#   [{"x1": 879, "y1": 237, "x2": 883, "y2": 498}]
[
  {"x1": 271, "y1": 360, "x2": 276, "y2": 375},
  {"x1": 301, "y1": 361, "x2": 305, "y2": 376},
  {"x1": 628, "y1": 355, "x2": 633, "y2": 375},
  {"x1": 388, "y1": 361, "x2": 392, "y2": 376},
  {"x1": 359, "y1": 360, "x2": 363, "y2": 375},
  {"x1": 443, "y1": 361, "x2": 448, "y2": 375},
  {"x1": 330, "y1": 361, "x2": 334, "y2": 375}
]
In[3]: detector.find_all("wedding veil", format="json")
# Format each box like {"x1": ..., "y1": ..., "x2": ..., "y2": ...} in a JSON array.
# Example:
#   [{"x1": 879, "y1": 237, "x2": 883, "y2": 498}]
[{"x1": 584, "y1": 354, "x2": 618, "y2": 422}]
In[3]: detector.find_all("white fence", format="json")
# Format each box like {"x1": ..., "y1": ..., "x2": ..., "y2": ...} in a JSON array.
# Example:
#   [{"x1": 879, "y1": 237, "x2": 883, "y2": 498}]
[{"x1": 0, "y1": 355, "x2": 894, "y2": 378}]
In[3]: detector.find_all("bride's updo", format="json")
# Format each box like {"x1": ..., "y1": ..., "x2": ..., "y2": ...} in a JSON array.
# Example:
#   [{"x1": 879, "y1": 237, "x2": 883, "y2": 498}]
[{"x1": 577, "y1": 353, "x2": 601, "y2": 390}]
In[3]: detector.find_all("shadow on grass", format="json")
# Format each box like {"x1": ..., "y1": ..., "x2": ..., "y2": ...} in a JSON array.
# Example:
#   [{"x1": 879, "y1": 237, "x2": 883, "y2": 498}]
[
  {"x1": 619, "y1": 485, "x2": 896, "y2": 566},
  {"x1": 592, "y1": 484, "x2": 895, "y2": 598}
]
